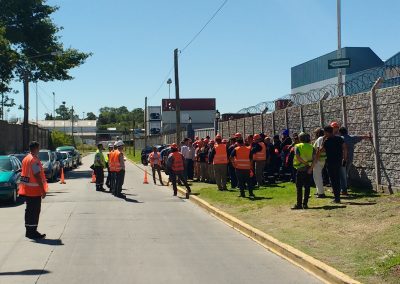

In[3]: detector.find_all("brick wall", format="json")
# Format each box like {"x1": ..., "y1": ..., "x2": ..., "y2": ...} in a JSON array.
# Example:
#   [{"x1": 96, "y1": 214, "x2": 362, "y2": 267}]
[{"x1": 218, "y1": 85, "x2": 400, "y2": 192}]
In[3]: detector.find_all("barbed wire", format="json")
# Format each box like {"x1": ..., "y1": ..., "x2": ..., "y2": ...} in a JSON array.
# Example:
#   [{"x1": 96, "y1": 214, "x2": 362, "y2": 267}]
[{"x1": 237, "y1": 65, "x2": 400, "y2": 114}]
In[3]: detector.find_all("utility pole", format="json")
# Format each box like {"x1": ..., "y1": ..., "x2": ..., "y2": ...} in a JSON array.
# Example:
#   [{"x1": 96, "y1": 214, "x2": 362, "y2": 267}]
[
  {"x1": 35, "y1": 83, "x2": 38, "y2": 125},
  {"x1": 52, "y1": 92, "x2": 55, "y2": 129},
  {"x1": 174, "y1": 48, "x2": 181, "y2": 144},
  {"x1": 337, "y1": 0, "x2": 343, "y2": 96},
  {"x1": 71, "y1": 106, "x2": 75, "y2": 146},
  {"x1": 23, "y1": 72, "x2": 29, "y2": 150},
  {"x1": 144, "y1": 96, "x2": 148, "y2": 147}
]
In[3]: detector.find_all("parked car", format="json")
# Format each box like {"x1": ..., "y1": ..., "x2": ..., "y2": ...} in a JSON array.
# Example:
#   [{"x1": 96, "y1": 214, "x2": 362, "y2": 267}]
[
  {"x1": 58, "y1": 151, "x2": 73, "y2": 170},
  {"x1": 38, "y1": 150, "x2": 60, "y2": 182},
  {"x1": 11, "y1": 153, "x2": 27, "y2": 163},
  {"x1": 0, "y1": 155, "x2": 21, "y2": 204},
  {"x1": 56, "y1": 146, "x2": 81, "y2": 167}
]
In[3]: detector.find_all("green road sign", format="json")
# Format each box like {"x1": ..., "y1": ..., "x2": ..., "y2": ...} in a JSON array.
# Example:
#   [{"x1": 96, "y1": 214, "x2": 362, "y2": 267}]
[{"x1": 328, "y1": 58, "x2": 351, "y2": 69}]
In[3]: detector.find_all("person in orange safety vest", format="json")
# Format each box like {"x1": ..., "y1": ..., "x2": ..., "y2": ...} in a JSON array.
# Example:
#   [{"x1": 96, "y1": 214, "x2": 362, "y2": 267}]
[
  {"x1": 148, "y1": 146, "x2": 164, "y2": 185},
  {"x1": 251, "y1": 134, "x2": 267, "y2": 187},
  {"x1": 230, "y1": 136, "x2": 255, "y2": 199},
  {"x1": 166, "y1": 143, "x2": 191, "y2": 199},
  {"x1": 19, "y1": 141, "x2": 48, "y2": 239},
  {"x1": 209, "y1": 134, "x2": 228, "y2": 191}
]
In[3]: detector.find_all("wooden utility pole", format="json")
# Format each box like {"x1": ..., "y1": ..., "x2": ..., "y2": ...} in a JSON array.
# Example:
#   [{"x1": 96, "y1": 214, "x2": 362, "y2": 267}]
[
  {"x1": 144, "y1": 96, "x2": 148, "y2": 147},
  {"x1": 23, "y1": 73, "x2": 29, "y2": 150},
  {"x1": 174, "y1": 48, "x2": 181, "y2": 144}
]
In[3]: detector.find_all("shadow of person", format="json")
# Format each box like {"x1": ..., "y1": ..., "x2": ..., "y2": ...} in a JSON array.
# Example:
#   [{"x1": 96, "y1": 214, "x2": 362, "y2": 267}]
[
  {"x1": 247, "y1": 196, "x2": 273, "y2": 201},
  {"x1": 33, "y1": 239, "x2": 64, "y2": 246},
  {"x1": 124, "y1": 197, "x2": 143, "y2": 203},
  {"x1": 342, "y1": 201, "x2": 377, "y2": 206},
  {"x1": 0, "y1": 269, "x2": 50, "y2": 276},
  {"x1": 308, "y1": 205, "x2": 347, "y2": 210}
]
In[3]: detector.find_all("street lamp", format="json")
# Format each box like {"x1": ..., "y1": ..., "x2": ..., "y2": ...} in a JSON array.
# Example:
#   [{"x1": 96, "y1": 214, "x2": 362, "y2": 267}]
[
  {"x1": 215, "y1": 109, "x2": 221, "y2": 135},
  {"x1": 167, "y1": 78, "x2": 172, "y2": 99}
]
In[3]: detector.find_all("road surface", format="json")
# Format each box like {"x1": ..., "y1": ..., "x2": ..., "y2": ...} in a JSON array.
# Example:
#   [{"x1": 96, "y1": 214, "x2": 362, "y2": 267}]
[{"x1": 0, "y1": 154, "x2": 321, "y2": 284}]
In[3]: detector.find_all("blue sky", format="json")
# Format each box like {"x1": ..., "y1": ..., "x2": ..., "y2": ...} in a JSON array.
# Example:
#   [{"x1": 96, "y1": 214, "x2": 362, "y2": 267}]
[{"x1": 8, "y1": 0, "x2": 400, "y2": 121}]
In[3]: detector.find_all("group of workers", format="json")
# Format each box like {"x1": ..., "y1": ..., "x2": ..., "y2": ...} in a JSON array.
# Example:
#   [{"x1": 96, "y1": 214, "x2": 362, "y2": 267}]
[
  {"x1": 149, "y1": 121, "x2": 370, "y2": 206},
  {"x1": 93, "y1": 140, "x2": 126, "y2": 198}
]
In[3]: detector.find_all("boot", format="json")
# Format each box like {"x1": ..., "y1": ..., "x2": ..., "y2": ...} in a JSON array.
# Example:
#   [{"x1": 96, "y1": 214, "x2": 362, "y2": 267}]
[
  {"x1": 25, "y1": 227, "x2": 35, "y2": 239},
  {"x1": 173, "y1": 190, "x2": 177, "y2": 196}
]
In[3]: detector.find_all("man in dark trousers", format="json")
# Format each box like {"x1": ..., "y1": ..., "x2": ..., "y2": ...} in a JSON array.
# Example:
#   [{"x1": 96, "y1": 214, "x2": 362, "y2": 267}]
[
  {"x1": 311, "y1": 126, "x2": 347, "y2": 203},
  {"x1": 230, "y1": 135, "x2": 255, "y2": 199},
  {"x1": 94, "y1": 143, "x2": 106, "y2": 191},
  {"x1": 167, "y1": 143, "x2": 191, "y2": 199},
  {"x1": 227, "y1": 136, "x2": 238, "y2": 189},
  {"x1": 19, "y1": 141, "x2": 48, "y2": 239}
]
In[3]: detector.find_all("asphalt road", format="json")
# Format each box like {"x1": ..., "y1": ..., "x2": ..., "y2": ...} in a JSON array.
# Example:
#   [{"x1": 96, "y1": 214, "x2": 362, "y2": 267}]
[{"x1": 0, "y1": 154, "x2": 321, "y2": 284}]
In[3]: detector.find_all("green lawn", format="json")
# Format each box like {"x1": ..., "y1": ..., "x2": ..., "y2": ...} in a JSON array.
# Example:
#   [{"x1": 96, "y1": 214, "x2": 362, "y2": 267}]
[
  {"x1": 124, "y1": 147, "x2": 142, "y2": 164},
  {"x1": 188, "y1": 181, "x2": 400, "y2": 284}
]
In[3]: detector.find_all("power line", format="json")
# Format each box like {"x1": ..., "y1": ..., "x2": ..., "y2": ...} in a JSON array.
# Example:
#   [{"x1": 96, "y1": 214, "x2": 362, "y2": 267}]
[
  {"x1": 149, "y1": 0, "x2": 229, "y2": 102},
  {"x1": 181, "y1": 0, "x2": 228, "y2": 54}
]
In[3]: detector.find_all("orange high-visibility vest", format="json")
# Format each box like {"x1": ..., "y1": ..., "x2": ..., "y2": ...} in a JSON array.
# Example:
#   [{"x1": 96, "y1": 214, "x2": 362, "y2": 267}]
[
  {"x1": 213, "y1": 143, "x2": 228, "y2": 165},
  {"x1": 234, "y1": 146, "x2": 251, "y2": 170},
  {"x1": 170, "y1": 152, "x2": 184, "y2": 172},
  {"x1": 19, "y1": 153, "x2": 48, "y2": 196},
  {"x1": 253, "y1": 142, "x2": 267, "y2": 161},
  {"x1": 149, "y1": 151, "x2": 161, "y2": 166},
  {"x1": 109, "y1": 150, "x2": 122, "y2": 172}
]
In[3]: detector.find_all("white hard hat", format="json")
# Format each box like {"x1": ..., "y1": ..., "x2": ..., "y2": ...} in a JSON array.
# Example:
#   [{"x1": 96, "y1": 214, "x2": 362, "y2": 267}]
[{"x1": 114, "y1": 141, "x2": 124, "y2": 147}]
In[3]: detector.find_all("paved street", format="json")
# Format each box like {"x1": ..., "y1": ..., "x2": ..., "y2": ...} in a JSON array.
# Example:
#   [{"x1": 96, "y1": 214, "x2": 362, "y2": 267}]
[{"x1": 0, "y1": 154, "x2": 321, "y2": 284}]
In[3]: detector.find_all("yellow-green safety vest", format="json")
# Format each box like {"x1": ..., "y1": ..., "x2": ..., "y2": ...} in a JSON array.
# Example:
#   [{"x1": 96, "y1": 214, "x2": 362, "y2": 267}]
[{"x1": 293, "y1": 143, "x2": 314, "y2": 169}]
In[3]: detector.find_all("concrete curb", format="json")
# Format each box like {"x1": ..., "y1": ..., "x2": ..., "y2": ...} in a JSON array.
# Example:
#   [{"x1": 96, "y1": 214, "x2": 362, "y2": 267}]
[{"x1": 132, "y1": 161, "x2": 360, "y2": 284}]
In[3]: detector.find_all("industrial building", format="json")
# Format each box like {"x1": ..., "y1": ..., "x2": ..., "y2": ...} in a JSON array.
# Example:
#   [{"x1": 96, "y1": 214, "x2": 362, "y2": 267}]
[
  {"x1": 146, "y1": 106, "x2": 162, "y2": 136},
  {"x1": 161, "y1": 98, "x2": 216, "y2": 134},
  {"x1": 37, "y1": 120, "x2": 97, "y2": 143},
  {"x1": 291, "y1": 47, "x2": 400, "y2": 95}
]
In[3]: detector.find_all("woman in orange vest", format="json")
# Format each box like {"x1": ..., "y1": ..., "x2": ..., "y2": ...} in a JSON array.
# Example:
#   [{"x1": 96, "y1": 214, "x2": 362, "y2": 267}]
[
  {"x1": 166, "y1": 143, "x2": 191, "y2": 198},
  {"x1": 230, "y1": 135, "x2": 255, "y2": 199},
  {"x1": 209, "y1": 135, "x2": 228, "y2": 191},
  {"x1": 19, "y1": 141, "x2": 48, "y2": 239},
  {"x1": 148, "y1": 146, "x2": 164, "y2": 185}
]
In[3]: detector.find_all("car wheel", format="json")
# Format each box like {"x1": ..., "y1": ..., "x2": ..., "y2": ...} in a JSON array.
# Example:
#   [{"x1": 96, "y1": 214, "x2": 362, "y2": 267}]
[{"x1": 10, "y1": 187, "x2": 17, "y2": 205}]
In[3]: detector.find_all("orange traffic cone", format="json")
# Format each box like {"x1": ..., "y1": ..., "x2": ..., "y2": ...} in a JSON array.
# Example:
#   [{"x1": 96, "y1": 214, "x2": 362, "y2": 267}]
[
  {"x1": 91, "y1": 171, "x2": 96, "y2": 183},
  {"x1": 143, "y1": 169, "x2": 149, "y2": 184},
  {"x1": 59, "y1": 168, "x2": 66, "y2": 184}
]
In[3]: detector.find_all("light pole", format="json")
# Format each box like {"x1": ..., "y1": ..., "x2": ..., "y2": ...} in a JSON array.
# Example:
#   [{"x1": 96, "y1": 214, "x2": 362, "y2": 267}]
[
  {"x1": 167, "y1": 78, "x2": 172, "y2": 99},
  {"x1": 52, "y1": 92, "x2": 56, "y2": 130},
  {"x1": 62, "y1": 101, "x2": 66, "y2": 133},
  {"x1": 215, "y1": 109, "x2": 221, "y2": 135},
  {"x1": 337, "y1": 0, "x2": 343, "y2": 96}
]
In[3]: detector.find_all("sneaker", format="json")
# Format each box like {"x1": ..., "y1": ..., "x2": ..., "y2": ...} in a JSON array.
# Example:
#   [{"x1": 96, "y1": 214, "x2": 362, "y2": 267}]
[
  {"x1": 238, "y1": 193, "x2": 246, "y2": 198},
  {"x1": 249, "y1": 194, "x2": 255, "y2": 200},
  {"x1": 28, "y1": 231, "x2": 46, "y2": 240},
  {"x1": 303, "y1": 204, "x2": 309, "y2": 209},
  {"x1": 331, "y1": 200, "x2": 341, "y2": 204},
  {"x1": 291, "y1": 204, "x2": 302, "y2": 210}
]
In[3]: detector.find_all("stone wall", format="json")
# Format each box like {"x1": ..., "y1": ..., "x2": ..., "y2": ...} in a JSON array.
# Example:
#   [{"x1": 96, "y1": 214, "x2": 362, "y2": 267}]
[{"x1": 218, "y1": 85, "x2": 400, "y2": 192}]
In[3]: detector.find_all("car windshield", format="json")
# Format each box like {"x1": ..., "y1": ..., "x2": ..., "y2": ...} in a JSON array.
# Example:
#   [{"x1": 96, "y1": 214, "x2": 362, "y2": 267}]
[
  {"x1": 61, "y1": 153, "x2": 68, "y2": 159},
  {"x1": 0, "y1": 158, "x2": 12, "y2": 172},
  {"x1": 38, "y1": 152, "x2": 50, "y2": 162},
  {"x1": 68, "y1": 151, "x2": 74, "y2": 156}
]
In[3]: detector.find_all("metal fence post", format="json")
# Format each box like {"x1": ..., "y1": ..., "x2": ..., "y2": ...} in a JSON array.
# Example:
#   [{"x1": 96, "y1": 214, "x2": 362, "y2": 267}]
[
  {"x1": 261, "y1": 114, "x2": 264, "y2": 134},
  {"x1": 284, "y1": 108, "x2": 289, "y2": 130},
  {"x1": 341, "y1": 96, "x2": 348, "y2": 127},
  {"x1": 370, "y1": 78, "x2": 383, "y2": 191},
  {"x1": 271, "y1": 112, "x2": 276, "y2": 135},
  {"x1": 300, "y1": 105, "x2": 304, "y2": 132},
  {"x1": 318, "y1": 101, "x2": 324, "y2": 127}
]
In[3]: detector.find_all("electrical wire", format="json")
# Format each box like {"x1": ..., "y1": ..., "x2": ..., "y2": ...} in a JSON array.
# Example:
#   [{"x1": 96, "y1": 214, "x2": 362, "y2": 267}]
[
  {"x1": 181, "y1": 0, "x2": 228, "y2": 54},
  {"x1": 148, "y1": 0, "x2": 228, "y2": 102}
]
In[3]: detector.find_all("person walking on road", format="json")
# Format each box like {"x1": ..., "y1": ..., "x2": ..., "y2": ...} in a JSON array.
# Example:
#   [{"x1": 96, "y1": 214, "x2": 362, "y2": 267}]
[
  {"x1": 19, "y1": 141, "x2": 48, "y2": 239},
  {"x1": 230, "y1": 135, "x2": 255, "y2": 199},
  {"x1": 167, "y1": 143, "x2": 191, "y2": 198},
  {"x1": 148, "y1": 146, "x2": 164, "y2": 185},
  {"x1": 114, "y1": 141, "x2": 126, "y2": 197},
  {"x1": 210, "y1": 134, "x2": 229, "y2": 191},
  {"x1": 291, "y1": 133, "x2": 314, "y2": 210},
  {"x1": 94, "y1": 143, "x2": 106, "y2": 191},
  {"x1": 311, "y1": 126, "x2": 347, "y2": 204}
]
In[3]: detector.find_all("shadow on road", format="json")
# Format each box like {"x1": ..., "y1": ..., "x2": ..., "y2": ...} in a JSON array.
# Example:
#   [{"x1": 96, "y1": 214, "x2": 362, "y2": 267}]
[
  {"x1": 124, "y1": 197, "x2": 143, "y2": 203},
  {"x1": 0, "y1": 197, "x2": 25, "y2": 208},
  {"x1": 65, "y1": 170, "x2": 93, "y2": 180},
  {"x1": 0, "y1": 269, "x2": 50, "y2": 276},
  {"x1": 33, "y1": 239, "x2": 64, "y2": 246}
]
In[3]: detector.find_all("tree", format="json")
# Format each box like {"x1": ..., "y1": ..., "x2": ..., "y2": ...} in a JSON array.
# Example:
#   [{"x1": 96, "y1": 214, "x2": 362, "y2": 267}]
[
  {"x1": 0, "y1": 93, "x2": 15, "y2": 120},
  {"x1": 55, "y1": 103, "x2": 71, "y2": 120},
  {"x1": 0, "y1": 0, "x2": 91, "y2": 95},
  {"x1": 86, "y1": 112, "x2": 97, "y2": 120},
  {"x1": 97, "y1": 107, "x2": 144, "y2": 131},
  {"x1": 44, "y1": 113, "x2": 53, "y2": 120},
  {"x1": 0, "y1": 26, "x2": 17, "y2": 95}
]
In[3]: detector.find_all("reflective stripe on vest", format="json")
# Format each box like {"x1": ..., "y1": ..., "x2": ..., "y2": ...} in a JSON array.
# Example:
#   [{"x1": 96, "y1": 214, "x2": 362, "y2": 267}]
[
  {"x1": 171, "y1": 152, "x2": 184, "y2": 172},
  {"x1": 234, "y1": 146, "x2": 251, "y2": 170},
  {"x1": 213, "y1": 144, "x2": 228, "y2": 165},
  {"x1": 293, "y1": 143, "x2": 314, "y2": 169},
  {"x1": 253, "y1": 142, "x2": 267, "y2": 161},
  {"x1": 19, "y1": 154, "x2": 48, "y2": 196}
]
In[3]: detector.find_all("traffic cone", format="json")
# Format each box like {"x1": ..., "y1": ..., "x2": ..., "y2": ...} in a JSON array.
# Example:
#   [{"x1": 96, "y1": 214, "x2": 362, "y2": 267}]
[
  {"x1": 143, "y1": 169, "x2": 149, "y2": 184},
  {"x1": 59, "y1": 168, "x2": 66, "y2": 184},
  {"x1": 91, "y1": 171, "x2": 96, "y2": 183}
]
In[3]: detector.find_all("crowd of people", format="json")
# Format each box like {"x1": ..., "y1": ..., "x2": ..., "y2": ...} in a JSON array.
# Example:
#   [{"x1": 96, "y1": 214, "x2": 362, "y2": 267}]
[{"x1": 149, "y1": 121, "x2": 371, "y2": 208}]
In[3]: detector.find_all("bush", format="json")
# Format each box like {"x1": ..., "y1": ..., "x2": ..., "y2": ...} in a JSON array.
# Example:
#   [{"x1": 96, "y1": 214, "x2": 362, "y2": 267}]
[{"x1": 50, "y1": 130, "x2": 74, "y2": 149}]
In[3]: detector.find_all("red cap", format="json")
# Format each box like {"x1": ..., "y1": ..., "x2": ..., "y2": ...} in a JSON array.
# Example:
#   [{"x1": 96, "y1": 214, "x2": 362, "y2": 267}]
[
  {"x1": 253, "y1": 134, "x2": 261, "y2": 141},
  {"x1": 330, "y1": 121, "x2": 339, "y2": 128},
  {"x1": 234, "y1": 133, "x2": 242, "y2": 138},
  {"x1": 171, "y1": 143, "x2": 178, "y2": 149}
]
